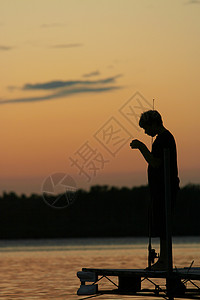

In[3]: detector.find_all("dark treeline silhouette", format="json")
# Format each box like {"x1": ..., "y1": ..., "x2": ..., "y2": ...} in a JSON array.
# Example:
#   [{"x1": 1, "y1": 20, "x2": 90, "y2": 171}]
[{"x1": 0, "y1": 184, "x2": 199, "y2": 239}]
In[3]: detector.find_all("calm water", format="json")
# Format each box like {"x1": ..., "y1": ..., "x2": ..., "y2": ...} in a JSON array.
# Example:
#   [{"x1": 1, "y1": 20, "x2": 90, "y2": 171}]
[{"x1": 0, "y1": 237, "x2": 199, "y2": 299}]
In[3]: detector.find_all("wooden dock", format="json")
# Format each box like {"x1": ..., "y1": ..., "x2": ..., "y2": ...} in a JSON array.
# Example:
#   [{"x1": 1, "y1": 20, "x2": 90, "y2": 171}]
[{"x1": 77, "y1": 267, "x2": 200, "y2": 299}]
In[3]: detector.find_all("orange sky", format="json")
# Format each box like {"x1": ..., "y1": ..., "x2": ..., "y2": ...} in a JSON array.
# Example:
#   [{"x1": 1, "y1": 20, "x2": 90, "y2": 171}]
[{"x1": 1, "y1": 0, "x2": 200, "y2": 194}]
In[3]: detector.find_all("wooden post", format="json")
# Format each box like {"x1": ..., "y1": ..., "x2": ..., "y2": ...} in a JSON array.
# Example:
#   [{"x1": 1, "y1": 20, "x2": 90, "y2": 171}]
[{"x1": 164, "y1": 148, "x2": 174, "y2": 299}]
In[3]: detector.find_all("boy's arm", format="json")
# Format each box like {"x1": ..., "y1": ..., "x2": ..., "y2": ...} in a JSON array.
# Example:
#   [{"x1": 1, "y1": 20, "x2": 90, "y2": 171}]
[{"x1": 130, "y1": 139, "x2": 161, "y2": 168}]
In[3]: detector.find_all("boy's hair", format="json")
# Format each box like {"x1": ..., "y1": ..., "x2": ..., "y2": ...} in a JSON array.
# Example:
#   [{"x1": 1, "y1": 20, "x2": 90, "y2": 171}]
[{"x1": 139, "y1": 110, "x2": 163, "y2": 128}]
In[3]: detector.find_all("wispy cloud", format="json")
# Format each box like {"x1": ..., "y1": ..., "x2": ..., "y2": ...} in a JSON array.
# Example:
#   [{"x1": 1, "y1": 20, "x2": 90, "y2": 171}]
[
  {"x1": 0, "y1": 45, "x2": 14, "y2": 51},
  {"x1": 1, "y1": 87, "x2": 120, "y2": 105},
  {"x1": 49, "y1": 43, "x2": 83, "y2": 49},
  {"x1": 185, "y1": 0, "x2": 200, "y2": 4},
  {"x1": 2, "y1": 75, "x2": 122, "y2": 105},
  {"x1": 23, "y1": 75, "x2": 121, "y2": 91},
  {"x1": 83, "y1": 71, "x2": 100, "y2": 78}
]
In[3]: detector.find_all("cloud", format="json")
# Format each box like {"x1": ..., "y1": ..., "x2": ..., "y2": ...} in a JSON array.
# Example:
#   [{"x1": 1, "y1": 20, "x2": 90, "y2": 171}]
[
  {"x1": 2, "y1": 75, "x2": 122, "y2": 105},
  {"x1": 0, "y1": 87, "x2": 120, "y2": 105},
  {"x1": 185, "y1": 0, "x2": 200, "y2": 4},
  {"x1": 83, "y1": 71, "x2": 100, "y2": 78},
  {"x1": 0, "y1": 45, "x2": 14, "y2": 51},
  {"x1": 50, "y1": 43, "x2": 83, "y2": 49},
  {"x1": 23, "y1": 75, "x2": 122, "y2": 90}
]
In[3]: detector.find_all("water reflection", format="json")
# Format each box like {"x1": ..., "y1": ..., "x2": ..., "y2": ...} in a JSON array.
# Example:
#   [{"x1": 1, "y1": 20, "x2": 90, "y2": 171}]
[{"x1": 0, "y1": 237, "x2": 199, "y2": 299}]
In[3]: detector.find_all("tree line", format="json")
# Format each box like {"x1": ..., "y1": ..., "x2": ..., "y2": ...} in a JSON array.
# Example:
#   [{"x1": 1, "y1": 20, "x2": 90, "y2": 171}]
[{"x1": 0, "y1": 184, "x2": 199, "y2": 239}]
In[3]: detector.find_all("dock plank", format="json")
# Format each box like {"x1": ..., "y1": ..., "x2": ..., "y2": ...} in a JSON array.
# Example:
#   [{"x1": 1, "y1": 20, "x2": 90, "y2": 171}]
[{"x1": 82, "y1": 267, "x2": 200, "y2": 280}]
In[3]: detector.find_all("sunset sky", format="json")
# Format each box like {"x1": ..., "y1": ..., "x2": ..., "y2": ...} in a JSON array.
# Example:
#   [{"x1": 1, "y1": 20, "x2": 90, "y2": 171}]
[{"x1": 1, "y1": 0, "x2": 200, "y2": 195}]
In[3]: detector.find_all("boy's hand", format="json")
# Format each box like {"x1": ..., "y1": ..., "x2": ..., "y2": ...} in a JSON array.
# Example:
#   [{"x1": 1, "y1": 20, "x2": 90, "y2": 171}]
[{"x1": 130, "y1": 139, "x2": 144, "y2": 149}]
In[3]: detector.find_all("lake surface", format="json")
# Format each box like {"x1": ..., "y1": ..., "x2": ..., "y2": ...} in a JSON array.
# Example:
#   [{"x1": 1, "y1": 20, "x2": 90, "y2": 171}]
[{"x1": 0, "y1": 237, "x2": 200, "y2": 299}]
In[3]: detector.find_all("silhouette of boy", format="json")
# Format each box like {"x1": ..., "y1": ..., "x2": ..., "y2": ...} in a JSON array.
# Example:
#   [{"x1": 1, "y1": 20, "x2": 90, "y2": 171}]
[{"x1": 130, "y1": 110, "x2": 179, "y2": 270}]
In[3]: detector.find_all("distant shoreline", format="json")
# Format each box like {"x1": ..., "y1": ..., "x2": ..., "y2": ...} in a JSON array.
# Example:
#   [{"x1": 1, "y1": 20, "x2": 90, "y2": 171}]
[{"x1": 0, "y1": 184, "x2": 199, "y2": 239}]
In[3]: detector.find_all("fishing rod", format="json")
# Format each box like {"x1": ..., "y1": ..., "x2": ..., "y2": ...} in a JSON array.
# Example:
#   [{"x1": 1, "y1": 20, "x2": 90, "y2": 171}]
[
  {"x1": 151, "y1": 99, "x2": 155, "y2": 145},
  {"x1": 148, "y1": 98, "x2": 159, "y2": 270}
]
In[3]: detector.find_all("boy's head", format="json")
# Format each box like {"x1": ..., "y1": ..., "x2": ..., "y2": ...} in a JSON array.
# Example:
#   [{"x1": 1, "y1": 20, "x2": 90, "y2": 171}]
[{"x1": 139, "y1": 110, "x2": 163, "y2": 137}]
